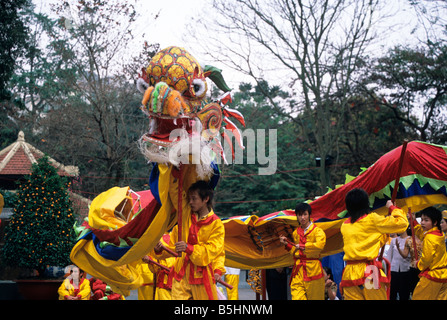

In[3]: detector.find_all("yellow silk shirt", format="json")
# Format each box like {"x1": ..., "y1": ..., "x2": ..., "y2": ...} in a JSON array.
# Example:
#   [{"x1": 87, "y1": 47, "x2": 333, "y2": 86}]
[
  {"x1": 413, "y1": 224, "x2": 447, "y2": 282},
  {"x1": 286, "y1": 222, "x2": 326, "y2": 280},
  {"x1": 340, "y1": 206, "x2": 408, "y2": 288},
  {"x1": 155, "y1": 210, "x2": 225, "y2": 286}
]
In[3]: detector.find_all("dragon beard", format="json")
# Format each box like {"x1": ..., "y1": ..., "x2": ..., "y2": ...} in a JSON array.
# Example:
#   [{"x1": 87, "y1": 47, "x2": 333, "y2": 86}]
[{"x1": 138, "y1": 132, "x2": 215, "y2": 180}]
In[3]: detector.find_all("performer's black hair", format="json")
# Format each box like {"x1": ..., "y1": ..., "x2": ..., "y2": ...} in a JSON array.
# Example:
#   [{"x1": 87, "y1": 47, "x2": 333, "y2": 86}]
[
  {"x1": 188, "y1": 180, "x2": 214, "y2": 209},
  {"x1": 419, "y1": 206, "x2": 442, "y2": 230},
  {"x1": 345, "y1": 188, "x2": 371, "y2": 223},
  {"x1": 295, "y1": 202, "x2": 311, "y2": 216}
]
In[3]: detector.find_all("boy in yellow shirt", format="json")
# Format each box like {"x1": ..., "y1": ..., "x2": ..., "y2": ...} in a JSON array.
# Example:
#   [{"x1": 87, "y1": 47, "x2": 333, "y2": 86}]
[
  {"x1": 411, "y1": 207, "x2": 447, "y2": 300},
  {"x1": 280, "y1": 202, "x2": 326, "y2": 300},
  {"x1": 153, "y1": 180, "x2": 225, "y2": 300},
  {"x1": 340, "y1": 188, "x2": 408, "y2": 300}
]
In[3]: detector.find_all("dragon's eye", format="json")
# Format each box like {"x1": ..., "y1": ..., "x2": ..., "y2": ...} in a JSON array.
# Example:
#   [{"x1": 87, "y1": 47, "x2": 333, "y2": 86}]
[{"x1": 192, "y1": 79, "x2": 207, "y2": 98}]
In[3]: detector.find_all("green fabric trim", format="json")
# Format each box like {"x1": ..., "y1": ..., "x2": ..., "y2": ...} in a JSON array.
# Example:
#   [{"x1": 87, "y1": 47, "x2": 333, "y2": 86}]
[
  {"x1": 204, "y1": 65, "x2": 232, "y2": 92},
  {"x1": 337, "y1": 210, "x2": 348, "y2": 219},
  {"x1": 98, "y1": 236, "x2": 139, "y2": 249},
  {"x1": 369, "y1": 175, "x2": 447, "y2": 201},
  {"x1": 336, "y1": 174, "x2": 447, "y2": 219},
  {"x1": 73, "y1": 218, "x2": 91, "y2": 240},
  {"x1": 152, "y1": 82, "x2": 167, "y2": 113}
]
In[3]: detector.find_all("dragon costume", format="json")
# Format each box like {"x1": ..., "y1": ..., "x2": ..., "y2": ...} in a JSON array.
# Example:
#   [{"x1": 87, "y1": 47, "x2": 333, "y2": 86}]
[
  {"x1": 70, "y1": 46, "x2": 447, "y2": 297},
  {"x1": 70, "y1": 46, "x2": 245, "y2": 296}
]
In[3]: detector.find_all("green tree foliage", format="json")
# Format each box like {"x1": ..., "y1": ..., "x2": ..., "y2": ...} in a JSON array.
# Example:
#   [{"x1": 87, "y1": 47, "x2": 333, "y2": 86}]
[
  {"x1": 0, "y1": 0, "x2": 32, "y2": 100},
  {"x1": 2, "y1": 156, "x2": 76, "y2": 275},
  {"x1": 0, "y1": 0, "x2": 33, "y2": 145},
  {"x1": 191, "y1": 0, "x2": 382, "y2": 191},
  {"x1": 359, "y1": 41, "x2": 447, "y2": 143},
  {"x1": 215, "y1": 82, "x2": 320, "y2": 217},
  {"x1": 328, "y1": 93, "x2": 414, "y2": 185},
  {"x1": 34, "y1": 1, "x2": 148, "y2": 193},
  {"x1": 0, "y1": 1, "x2": 160, "y2": 197}
]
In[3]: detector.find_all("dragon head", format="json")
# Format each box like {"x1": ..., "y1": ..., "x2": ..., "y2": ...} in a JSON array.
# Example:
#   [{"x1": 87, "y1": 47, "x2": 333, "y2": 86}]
[{"x1": 137, "y1": 46, "x2": 245, "y2": 175}]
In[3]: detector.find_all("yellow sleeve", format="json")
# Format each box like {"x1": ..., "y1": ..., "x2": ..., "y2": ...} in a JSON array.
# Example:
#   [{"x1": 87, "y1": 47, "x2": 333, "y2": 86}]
[
  {"x1": 289, "y1": 229, "x2": 299, "y2": 257},
  {"x1": 146, "y1": 258, "x2": 158, "y2": 274},
  {"x1": 417, "y1": 234, "x2": 435, "y2": 271},
  {"x1": 137, "y1": 261, "x2": 154, "y2": 283},
  {"x1": 371, "y1": 207, "x2": 409, "y2": 234},
  {"x1": 413, "y1": 224, "x2": 425, "y2": 241},
  {"x1": 188, "y1": 220, "x2": 225, "y2": 267},
  {"x1": 152, "y1": 227, "x2": 178, "y2": 260},
  {"x1": 58, "y1": 279, "x2": 71, "y2": 300},
  {"x1": 213, "y1": 247, "x2": 226, "y2": 276},
  {"x1": 304, "y1": 227, "x2": 326, "y2": 256},
  {"x1": 78, "y1": 279, "x2": 92, "y2": 300},
  {"x1": 165, "y1": 256, "x2": 176, "y2": 268}
]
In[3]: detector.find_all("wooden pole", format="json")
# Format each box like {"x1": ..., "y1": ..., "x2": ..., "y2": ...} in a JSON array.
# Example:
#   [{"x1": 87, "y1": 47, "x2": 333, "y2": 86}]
[
  {"x1": 408, "y1": 208, "x2": 419, "y2": 261},
  {"x1": 390, "y1": 140, "x2": 409, "y2": 206},
  {"x1": 378, "y1": 140, "x2": 408, "y2": 261},
  {"x1": 178, "y1": 164, "x2": 183, "y2": 245},
  {"x1": 161, "y1": 244, "x2": 178, "y2": 257},
  {"x1": 174, "y1": 164, "x2": 236, "y2": 292},
  {"x1": 261, "y1": 269, "x2": 267, "y2": 300},
  {"x1": 152, "y1": 271, "x2": 157, "y2": 300}
]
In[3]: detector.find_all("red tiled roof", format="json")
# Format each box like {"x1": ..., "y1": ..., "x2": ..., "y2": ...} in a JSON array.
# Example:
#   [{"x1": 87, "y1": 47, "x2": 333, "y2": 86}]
[
  {"x1": 0, "y1": 131, "x2": 79, "y2": 177},
  {"x1": 0, "y1": 146, "x2": 38, "y2": 175},
  {"x1": 0, "y1": 131, "x2": 89, "y2": 220}
]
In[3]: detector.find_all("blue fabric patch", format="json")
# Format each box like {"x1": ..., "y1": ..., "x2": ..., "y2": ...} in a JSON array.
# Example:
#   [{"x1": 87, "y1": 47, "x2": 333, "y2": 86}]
[
  {"x1": 209, "y1": 161, "x2": 220, "y2": 189},
  {"x1": 91, "y1": 233, "x2": 131, "y2": 261},
  {"x1": 371, "y1": 178, "x2": 447, "y2": 211},
  {"x1": 149, "y1": 163, "x2": 161, "y2": 205},
  {"x1": 77, "y1": 231, "x2": 131, "y2": 261}
]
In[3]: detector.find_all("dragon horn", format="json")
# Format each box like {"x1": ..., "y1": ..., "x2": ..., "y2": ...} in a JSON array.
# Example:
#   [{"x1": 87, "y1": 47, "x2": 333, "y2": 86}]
[
  {"x1": 222, "y1": 131, "x2": 235, "y2": 162},
  {"x1": 203, "y1": 65, "x2": 232, "y2": 93},
  {"x1": 223, "y1": 107, "x2": 246, "y2": 127},
  {"x1": 224, "y1": 117, "x2": 245, "y2": 150}
]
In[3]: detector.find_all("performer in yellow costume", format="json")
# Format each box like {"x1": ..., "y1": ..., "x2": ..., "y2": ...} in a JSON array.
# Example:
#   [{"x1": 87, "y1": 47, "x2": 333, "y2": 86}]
[
  {"x1": 58, "y1": 266, "x2": 91, "y2": 300},
  {"x1": 152, "y1": 256, "x2": 175, "y2": 300},
  {"x1": 153, "y1": 180, "x2": 225, "y2": 300},
  {"x1": 280, "y1": 202, "x2": 326, "y2": 300},
  {"x1": 69, "y1": 46, "x2": 242, "y2": 297},
  {"x1": 411, "y1": 207, "x2": 447, "y2": 300},
  {"x1": 441, "y1": 210, "x2": 447, "y2": 246},
  {"x1": 135, "y1": 260, "x2": 154, "y2": 300},
  {"x1": 212, "y1": 241, "x2": 227, "y2": 297},
  {"x1": 224, "y1": 267, "x2": 240, "y2": 300},
  {"x1": 146, "y1": 234, "x2": 176, "y2": 300},
  {"x1": 340, "y1": 188, "x2": 408, "y2": 300}
]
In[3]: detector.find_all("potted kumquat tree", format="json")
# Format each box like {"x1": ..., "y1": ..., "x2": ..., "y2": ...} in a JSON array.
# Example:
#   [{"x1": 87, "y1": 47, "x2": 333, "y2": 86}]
[{"x1": 2, "y1": 156, "x2": 77, "y2": 299}]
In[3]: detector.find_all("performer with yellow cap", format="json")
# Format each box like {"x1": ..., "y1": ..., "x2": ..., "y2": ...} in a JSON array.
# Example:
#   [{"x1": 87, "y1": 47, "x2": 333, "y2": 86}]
[{"x1": 136, "y1": 258, "x2": 155, "y2": 300}]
